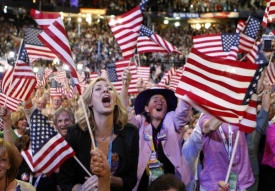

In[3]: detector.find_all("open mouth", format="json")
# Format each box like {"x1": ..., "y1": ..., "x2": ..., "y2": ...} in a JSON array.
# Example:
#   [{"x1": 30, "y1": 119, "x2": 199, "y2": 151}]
[
  {"x1": 61, "y1": 127, "x2": 68, "y2": 130},
  {"x1": 156, "y1": 107, "x2": 163, "y2": 112},
  {"x1": 102, "y1": 95, "x2": 111, "y2": 106}
]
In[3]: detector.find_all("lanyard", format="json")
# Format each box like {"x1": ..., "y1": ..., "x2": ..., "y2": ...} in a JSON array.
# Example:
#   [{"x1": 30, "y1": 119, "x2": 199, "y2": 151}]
[
  {"x1": 29, "y1": 173, "x2": 43, "y2": 188},
  {"x1": 107, "y1": 129, "x2": 114, "y2": 167},
  {"x1": 95, "y1": 128, "x2": 114, "y2": 168},
  {"x1": 219, "y1": 124, "x2": 233, "y2": 160}
]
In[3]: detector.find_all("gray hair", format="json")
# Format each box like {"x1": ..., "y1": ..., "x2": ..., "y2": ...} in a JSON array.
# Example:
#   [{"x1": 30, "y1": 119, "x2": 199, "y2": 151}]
[{"x1": 53, "y1": 108, "x2": 75, "y2": 125}]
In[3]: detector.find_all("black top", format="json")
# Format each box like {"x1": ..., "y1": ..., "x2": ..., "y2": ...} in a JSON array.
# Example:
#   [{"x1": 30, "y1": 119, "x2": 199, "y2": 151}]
[
  {"x1": 58, "y1": 123, "x2": 139, "y2": 191},
  {"x1": 137, "y1": 123, "x2": 175, "y2": 191},
  {"x1": 31, "y1": 173, "x2": 59, "y2": 191}
]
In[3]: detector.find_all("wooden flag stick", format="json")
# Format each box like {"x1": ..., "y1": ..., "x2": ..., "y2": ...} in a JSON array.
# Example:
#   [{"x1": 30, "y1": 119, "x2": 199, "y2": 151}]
[
  {"x1": 73, "y1": 156, "x2": 93, "y2": 177},
  {"x1": 80, "y1": 96, "x2": 96, "y2": 149},
  {"x1": 4, "y1": 39, "x2": 23, "y2": 106},
  {"x1": 225, "y1": 130, "x2": 240, "y2": 183}
]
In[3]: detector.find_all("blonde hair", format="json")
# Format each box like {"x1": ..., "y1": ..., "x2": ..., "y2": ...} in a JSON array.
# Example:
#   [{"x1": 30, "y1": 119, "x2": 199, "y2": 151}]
[
  {"x1": 11, "y1": 111, "x2": 26, "y2": 129},
  {"x1": 75, "y1": 77, "x2": 128, "y2": 131}
]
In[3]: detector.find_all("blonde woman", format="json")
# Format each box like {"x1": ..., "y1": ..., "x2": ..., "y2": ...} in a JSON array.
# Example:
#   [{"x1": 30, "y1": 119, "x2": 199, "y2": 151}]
[{"x1": 59, "y1": 77, "x2": 139, "y2": 191}]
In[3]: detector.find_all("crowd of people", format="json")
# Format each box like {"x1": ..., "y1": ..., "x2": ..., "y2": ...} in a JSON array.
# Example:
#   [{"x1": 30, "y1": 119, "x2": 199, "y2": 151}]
[{"x1": 0, "y1": 4, "x2": 275, "y2": 191}]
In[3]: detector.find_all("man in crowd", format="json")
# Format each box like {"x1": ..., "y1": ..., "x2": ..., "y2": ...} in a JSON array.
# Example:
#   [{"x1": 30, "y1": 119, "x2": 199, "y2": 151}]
[{"x1": 53, "y1": 108, "x2": 75, "y2": 137}]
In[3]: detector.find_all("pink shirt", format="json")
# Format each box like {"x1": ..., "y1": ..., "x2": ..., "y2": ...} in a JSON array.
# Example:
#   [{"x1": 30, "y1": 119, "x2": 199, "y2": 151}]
[
  {"x1": 199, "y1": 114, "x2": 254, "y2": 191},
  {"x1": 262, "y1": 124, "x2": 275, "y2": 168}
]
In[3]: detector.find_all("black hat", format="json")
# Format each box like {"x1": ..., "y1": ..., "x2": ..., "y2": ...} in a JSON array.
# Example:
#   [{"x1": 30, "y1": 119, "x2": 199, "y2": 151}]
[{"x1": 134, "y1": 88, "x2": 178, "y2": 115}]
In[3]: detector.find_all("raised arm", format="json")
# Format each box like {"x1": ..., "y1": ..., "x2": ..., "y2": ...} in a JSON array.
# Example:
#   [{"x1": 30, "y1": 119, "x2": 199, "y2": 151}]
[
  {"x1": 120, "y1": 68, "x2": 132, "y2": 108},
  {"x1": 200, "y1": 115, "x2": 222, "y2": 134},
  {"x1": 174, "y1": 99, "x2": 192, "y2": 131},
  {"x1": 0, "y1": 106, "x2": 23, "y2": 167}
]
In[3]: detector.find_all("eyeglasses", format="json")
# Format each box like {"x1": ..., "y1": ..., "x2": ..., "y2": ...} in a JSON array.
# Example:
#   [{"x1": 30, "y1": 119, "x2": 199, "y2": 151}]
[{"x1": 0, "y1": 157, "x2": 9, "y2": 164}]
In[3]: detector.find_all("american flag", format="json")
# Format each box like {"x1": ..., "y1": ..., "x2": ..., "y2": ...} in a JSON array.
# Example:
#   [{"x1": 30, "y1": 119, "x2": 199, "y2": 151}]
[
  {"x1": 262, "y1": 0, "x2": 275, "y2": 27},
  {"x1": 30, "y1": 9, "x2": 81, "y2": 95},
  {"x1": 226, "y1": 33, "x2": 240, "y2": 60},
  {"x1": 44, "y1": 67, "x2": 53, "y2": 79},
  {"x1": 226, "y1": 20, "x2": 245, "y2": 60},
  {"x1": 193, "y1": 33, "x2": 235, "y2": 58},
  {"x1": 90, "y1": 72, "x2": 99, "y2": 82},
  {"x1": 66, "y1": 77, "x2": 76, "y2": 99},
  {"x1": 24, "y1": 28, "x2": 57, "y2": 61},
  {"x1": 106, "y1": 60, "x2": 138, "y2": 93},
  {"x1": 137, "y1": 66, "x2": 150, "y2": 83},
  {"x1": 236, "y1": 20, "x2": 246, "y2": 33},
  {"x1": 0, "y1": 72, "x2": 21, "y2": 111},
  {"x1": 158, "y1": 67, "x2": 176, "y2": 87},
  {"x1": 175, "y1": 48, "x2": 265, "y2": 133},
  {"x1": 108, "y1": 0, "x2": 148, "y2": 59},
  {"x1": 138, "y1": 25, "x2": 181, "y2": 54},
  {"x1": 137, "y1": 32, "x2": 168, "y2": 54},
  {"x1": 35, "y1": 67, "x2": 46, "y2": 88},
  {"x1": 238, "y1": 93, "x2": 258, "y2": 133},
  {"x1": 54, "y1": 71, "x2": 67, "y2": 84},
  {"x1": 2, "y1": 41, "x2": 36, "y2": 101},
  {"x1": 169, "y1": 67, "x2": 184, "y2": 92},
  {"x1": 246, "y1": 43, "x2": 268, "y2": 64},
  {"x1": 239, "y1": 16, "x2": 261, "y2": 53},
  {"x1": 30, "y1": 9, "x2": 60, "y2": 30},
  {"x1": 49, "y1": 73, "x2": 64, "y2": 96},
  {"x1": 21, "y1": 109, "x2": 75, "y2": 173}
]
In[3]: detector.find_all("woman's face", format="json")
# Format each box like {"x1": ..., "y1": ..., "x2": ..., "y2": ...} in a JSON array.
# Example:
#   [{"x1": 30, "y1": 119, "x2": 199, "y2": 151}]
[
  {"x1": 0, "y1": 151, "x2": 10, "y2": 180},
  {"x1": 145, "y1": 94, "x2": 167, "y2": 121},
  {"x1": 90, "y1": 80, "x2": 117, "y2": 115},
  {"x1": 17, "y1": 117, "x2": 27, "y2": 131}
]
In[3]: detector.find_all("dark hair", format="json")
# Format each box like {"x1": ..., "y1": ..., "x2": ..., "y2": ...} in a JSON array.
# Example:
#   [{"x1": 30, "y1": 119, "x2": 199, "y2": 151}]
[{"x1": 148, "y1": 174, "x2": 186, "y2": 191}]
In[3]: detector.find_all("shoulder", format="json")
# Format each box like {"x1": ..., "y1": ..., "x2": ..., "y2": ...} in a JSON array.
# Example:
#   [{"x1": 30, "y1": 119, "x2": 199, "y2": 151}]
[
  {"x1": 15, "y1": 179, "x2": 36, "y2": 191},
  {"x1": 123, "y1": 123, "x2": 138, "y2": 134}
]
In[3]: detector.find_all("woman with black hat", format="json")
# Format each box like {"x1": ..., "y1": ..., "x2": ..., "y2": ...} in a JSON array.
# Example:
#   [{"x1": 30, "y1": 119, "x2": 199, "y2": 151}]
[{"x1": 121, "y1": 69, "x2": 192, "y2": 191}]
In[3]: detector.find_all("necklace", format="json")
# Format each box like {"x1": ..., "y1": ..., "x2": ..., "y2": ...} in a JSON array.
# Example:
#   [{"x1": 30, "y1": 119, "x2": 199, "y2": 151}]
[{"x1": 95, "y1": 128, "x2": 113, "y2": 141}]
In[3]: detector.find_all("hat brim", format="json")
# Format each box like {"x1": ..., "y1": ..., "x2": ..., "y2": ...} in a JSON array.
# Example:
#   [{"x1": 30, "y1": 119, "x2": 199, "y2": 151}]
[{"x1": 134, "y1": 89, "x2": 178, "y2": 115}]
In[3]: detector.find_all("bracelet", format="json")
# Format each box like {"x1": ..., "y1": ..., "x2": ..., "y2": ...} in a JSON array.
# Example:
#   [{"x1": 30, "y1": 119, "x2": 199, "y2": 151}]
[
  {"x1": 263, "y1": 90, "x2": 272, "y2": 94},
  {"x1": 3, "y1": 128, "x2": 12, "y2": 132}
]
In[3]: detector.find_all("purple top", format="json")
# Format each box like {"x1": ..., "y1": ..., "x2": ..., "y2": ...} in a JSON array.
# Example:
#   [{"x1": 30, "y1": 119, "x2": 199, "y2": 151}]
[
  {"x1": 199, "y1": 114, "x2": 254, "y2": 191},
  {"x1": 262, "y1": 124, "x2": 275, "y2": 168}
]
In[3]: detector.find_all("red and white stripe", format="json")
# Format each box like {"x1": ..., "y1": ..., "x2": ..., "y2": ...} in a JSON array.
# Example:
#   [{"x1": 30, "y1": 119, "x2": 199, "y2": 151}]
[
  {"x1": 137, "y1": 36, "x2": 168, "y2": 54},
  {"x1": 169, "y1": 67, "x2": 184, "y2": 92},
  {"x1": 158, "y1": 67, "x2": 176, "y2": 86},
  {"x1": 31, "y1": 10, "x2": 81, "y2": 95},
  {"x1": 108, "y1": 7, "x2": 143, "y2": 59},
  {"x1": 2, "y1": 63, "x2": 36, "y2": 101},
  {"x1": 137, "y1": 66, "x2": 150, "y2": 83},
  {"x1": 21, "y1": 133, "x2": 75, "y2": 173},
  {"x1": 193, "y1": 34, "x2": 228, "y2": 58}
]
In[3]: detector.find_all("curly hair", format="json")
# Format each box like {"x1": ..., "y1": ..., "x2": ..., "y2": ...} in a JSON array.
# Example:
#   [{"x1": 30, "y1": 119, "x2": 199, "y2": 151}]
[{"x1": 75, "y1": 77, "x2": 128, "y2": 131}]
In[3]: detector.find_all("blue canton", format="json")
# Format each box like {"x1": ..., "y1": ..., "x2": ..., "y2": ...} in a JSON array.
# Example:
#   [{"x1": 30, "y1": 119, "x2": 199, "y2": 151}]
[
  {"x1": 243, "y1": 64, "x2": 265, "y2": 104},
  {"x1": 140, "y1": 25, "x2": 154, "y2": 37},
  {"x1": 106, "y1": 62, "x2": 118, "y2": 82},
  {"x1": 221, "y1": 33, "x2": 236, "y2": 52},
  {"x1": 139, "y1": 0, "x2": 149, "y2": 13},
  {"x1": 18, "y1": 42, "x2": 30, "y2": 65},
  {"x1": 24, "y1": 28, "x2": 44, "y2": 47},
  {"x1": 244, "y1": 16, "x2": 261, "y2": 38},
  {"x1": 30, "y1": 109, "x2": 58, "y2": 155},
  {"x1": 256, "y1": 45, "x2": 268, "y2": 65}
]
